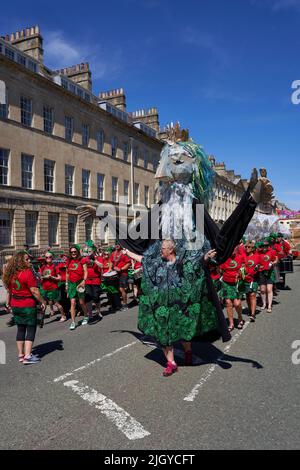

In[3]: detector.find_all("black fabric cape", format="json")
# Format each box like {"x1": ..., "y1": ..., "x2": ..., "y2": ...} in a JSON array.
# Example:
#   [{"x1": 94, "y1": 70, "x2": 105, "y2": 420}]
[{"x1": 109, "y1": 187, "x2": 257, "y2": 342}]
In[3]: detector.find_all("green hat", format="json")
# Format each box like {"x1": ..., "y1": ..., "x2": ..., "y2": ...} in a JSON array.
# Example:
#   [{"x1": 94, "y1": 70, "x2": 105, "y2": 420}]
[
  {"x1": 255, "y1": 241, "x2": 264, "y2": 249},
  {"x1": 71, "y1": 244, "x2": 81, "y2": 252},
  {"x1": 85, "y1": 240, "x2": 96, "y2": 251}
]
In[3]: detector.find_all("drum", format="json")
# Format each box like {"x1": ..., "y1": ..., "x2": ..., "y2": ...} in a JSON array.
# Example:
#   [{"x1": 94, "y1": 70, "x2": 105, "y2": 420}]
[
  {"x1": 279, "y1": 256, "x2": 294, "y2": 274},
  {"x1": 76, "y1": 285, "x2": 85, "y2": 294},
  {"x1": 102, "y1": 270, "x2": 118, "y2": 280},
  {"x1": 274, "y1": 265, "x2": 281, "y2": 283},
  {"x1": 102, "y1": 271, "x2": 119, "y2": 294},
  {"x1": 133, "y1": 267, "x2": 143, "y2": 280}
]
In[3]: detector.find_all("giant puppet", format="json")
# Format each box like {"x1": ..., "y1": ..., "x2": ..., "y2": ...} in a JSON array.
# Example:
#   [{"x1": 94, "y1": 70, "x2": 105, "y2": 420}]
[{"x1": 77, "y1": 127, "x2": 273, "y2": 344}]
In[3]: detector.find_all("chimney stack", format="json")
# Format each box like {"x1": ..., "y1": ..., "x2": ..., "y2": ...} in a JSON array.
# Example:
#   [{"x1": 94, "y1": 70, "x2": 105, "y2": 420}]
[
  {"x1": 57, "y1": 63, "x2": 92, "y2": 92},
  {"x1": 129, "y1": 107, "x2": 159, "y2": 132},
  {"x1": 99, "y1": 88, "x2": 126, "y2": 111},
  {"x1": 5, "y1": 25, "x2": 43, "y2": 63}
]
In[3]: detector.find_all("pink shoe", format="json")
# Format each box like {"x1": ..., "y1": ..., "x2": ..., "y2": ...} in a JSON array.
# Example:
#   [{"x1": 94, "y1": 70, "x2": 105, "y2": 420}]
[
  {"x1": 163, "y1": 361, "x2": 178, "y2": 377},
  {"x1": 184, "y1": 350, "x2": 193, "y2": 366},
  {"x1": 18, "y1": 354, "x2": 25, "y2": 363}
]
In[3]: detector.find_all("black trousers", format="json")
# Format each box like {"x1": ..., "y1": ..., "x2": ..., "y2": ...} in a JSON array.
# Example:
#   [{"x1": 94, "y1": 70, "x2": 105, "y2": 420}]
[{"x1": 16, "y1": 324, "x2": 37, "y2": 342}]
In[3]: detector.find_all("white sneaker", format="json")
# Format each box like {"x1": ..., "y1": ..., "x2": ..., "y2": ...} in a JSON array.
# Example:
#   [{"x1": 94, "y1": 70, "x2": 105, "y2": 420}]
[
  {"x1": 69, "y1": 322, "x2": 76, "y2": 330},
  {"x1": 82, "y1": 317, "x2": 89, "y2": 325}
]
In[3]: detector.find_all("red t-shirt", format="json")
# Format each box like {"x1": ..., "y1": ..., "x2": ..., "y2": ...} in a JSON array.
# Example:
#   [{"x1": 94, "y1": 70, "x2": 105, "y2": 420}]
[
  {"x1": 39, "y1": 263, "x2": 59, "y2": 291},
  {"x1": 67, "y1": 258, "x2": 85, "y2": 283},
  {"x1": 244, "y1": 253, "x2": 261, "y2": 282},
  {"x1": 97, "y1": 257, "x2": 111, "y2": 274},
  {"x1": 220, "y1": 254, "x2": 246, "y2": 284},
  {"x1": 10, "y1": 268, "x2": 38, "y2": 308},
  {"x1": 283, "y1": 240, "x2": 291, "y2": 256},
  {"x1": 133, "y1": 260, "x2": 142, "y2": 270},
  {"x1": 82, "y1": 256, "x2": 101, "y2": 285},
  {"x1": 57, "y1": 262, "x2": 67, "y2": 282},
  {"x1": 110, "y1": 251, "x2": 131, "y2": 276},
  {"x1": 209, "y1": 265, "x2": 220, "y2": 281},
  {"x1": 258, "y1": 249, "x2": 277, "y2": 272}
]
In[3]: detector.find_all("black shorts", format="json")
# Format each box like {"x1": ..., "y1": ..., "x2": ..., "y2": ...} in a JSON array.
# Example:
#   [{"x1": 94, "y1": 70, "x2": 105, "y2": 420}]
[
  {"x1": 258, "y1": 270, "x2": 275, "y2": 286},
  {"x1": 85, "y1": 284, "x2": 101, "y2": 302},
  {"x1": 119, "y1": 275, "x2": 128, "y2": 288}
]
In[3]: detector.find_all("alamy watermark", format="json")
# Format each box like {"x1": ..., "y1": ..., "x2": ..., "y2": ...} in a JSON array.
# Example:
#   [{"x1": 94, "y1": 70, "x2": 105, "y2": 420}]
[
  {"x1": 0, "y1": 340, "x2": 6, "y2": 364},
  {"x1": 95, "y1": 200, "x2": 205, "y2": 250},
  {"x1": 291, "y1": 340, "x2": 300, "y2": 365},
  {"x1": 291, "y1": 80, "x2": 300, "y2": 104}
]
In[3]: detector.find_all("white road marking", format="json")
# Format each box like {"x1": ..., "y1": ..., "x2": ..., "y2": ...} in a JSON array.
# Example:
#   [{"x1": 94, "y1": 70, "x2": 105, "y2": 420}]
[
  {"x1": 183, "y1": 321, "x2": 250, "y2": 402},
  {"x1": 64, "y1": 380, "x2": 151, "y2": 441},
  {"x1": 53, "y1": 341, "x2": 138, "y2": 382}
]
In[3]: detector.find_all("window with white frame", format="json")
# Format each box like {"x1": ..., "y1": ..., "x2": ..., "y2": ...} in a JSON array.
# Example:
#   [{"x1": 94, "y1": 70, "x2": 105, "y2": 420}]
[
  {"x1": 17, "y1": 53, "x2": 26, "y2": 66},
  {"x1": 97, "y1": 129, "x2": 104, "y2": 152},
  {"x1": 0, "y1": 81, "x2": 7, "y2": 118},
  {"x1": 144, "y1": 186, "x2": 149, "y2": 207},
  {"x1": 48, "y1": 213, "x2": 59, "y2": 245},
  {"x1": 25, "y1": 211, "x2": 38, "y2": 245},
  {"x1": 21, "y1": 154, "x2": 34, "y2": 189},
  {"x1": 144, "y1": 150, "x2": 149, "y2": 169},
  {"x1": 124, "y1": 180, "x2": 129, "y2": 204},
  {"x1": 0, "y1": 211, "x2": 12, "y2": 246},
  {"x1": 65, "y1": 116, "x2": 74, "y2": 142},
  {"x1": 27, "y1": 60, "x2": 37, "y2": 73},
  {"x1": 85, "y1": 216, "x2": 93, "y2": 241},
  {"x1": 0, "y1": 148, "x2": 9, "y2": 185},
  {"x1": 68, "y1": 215, "x2": 77, "y2": 244},
  {"x1": 65, "y1": 164, "x2": 74, "y2": 195},
  {"x1": 82, "y1": 169, "x2": 90, "y2": 198},
  {"x1": 134, "y1": 183, "x2": 139, "y2": 205},
  {"x1": 112, "y1": 177, "x2": 118, "y2": 203},
  {"x1": 123, "y1": 142, "x2": 129, "y2": 162},
  {"x1": 111, "y1": 136, "x2": 118, "y2": 158},
  {"x1": 20, "y1": 96, "x2": 32, "y2": 126},
  {"x1": 44, "y1": 159, "x2": 55, "y2": 192},
  {"x1": 82, "y1": 123, "x2": 90, "y2": 147},
  {"x1": 97, "y1": 173, "x2": 105, "y2": 200},
  {"x1": 5, "y1": 47, "x2": 14, "y2": 61},
  {"x1": 43, "y1": 106, "x2": 54, "y2": 134},
  {"x1": 133, "y1": 146, "x2": 138, "y2": 165}
]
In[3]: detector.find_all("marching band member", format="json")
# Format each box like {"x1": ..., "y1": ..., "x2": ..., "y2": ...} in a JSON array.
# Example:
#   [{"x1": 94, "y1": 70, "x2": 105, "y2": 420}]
[{"x1": 66, "y1": 245, "x2": 88, "y2": 330}]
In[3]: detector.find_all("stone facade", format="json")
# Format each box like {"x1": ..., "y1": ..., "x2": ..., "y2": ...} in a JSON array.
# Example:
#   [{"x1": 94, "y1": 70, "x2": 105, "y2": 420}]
[
  {"x1": 0, "y1": 26, "x2": 163, "y2": 252},
  {"x1": 0, "y1": 25, "x2": 276, "y2": 255}
]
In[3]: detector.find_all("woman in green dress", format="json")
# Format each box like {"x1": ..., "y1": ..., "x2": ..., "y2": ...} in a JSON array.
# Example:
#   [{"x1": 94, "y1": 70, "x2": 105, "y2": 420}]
[{"x1": 124, "y1": 240, "x2": 217, "y2": 376}]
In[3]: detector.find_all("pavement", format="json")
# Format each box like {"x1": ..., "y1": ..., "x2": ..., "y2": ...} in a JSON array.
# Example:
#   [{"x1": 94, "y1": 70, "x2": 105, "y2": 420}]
[{"x1": 0, "y1": 263, "x2": 299, "y2": 450}]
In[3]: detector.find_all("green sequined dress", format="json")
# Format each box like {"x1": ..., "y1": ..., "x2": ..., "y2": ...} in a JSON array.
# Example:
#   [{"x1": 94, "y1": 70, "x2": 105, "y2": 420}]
[{"x1": 138, "y1": 240, "x2": 219, "y2": 346}]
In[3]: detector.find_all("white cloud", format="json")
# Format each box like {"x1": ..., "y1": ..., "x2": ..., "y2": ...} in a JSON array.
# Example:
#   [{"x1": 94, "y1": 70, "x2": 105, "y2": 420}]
[
  {"x1": 181, "y1": 28, "x2": 229, "y2": 69},
  {"x1": 44, "y1": 31, "x2": 122, "y2": 80}
]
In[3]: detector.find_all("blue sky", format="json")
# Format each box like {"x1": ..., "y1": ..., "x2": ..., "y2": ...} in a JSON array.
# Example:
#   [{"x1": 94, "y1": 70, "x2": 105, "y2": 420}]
[{"x1": 2, "y1": 0, "x2": 300, "y2": 208}]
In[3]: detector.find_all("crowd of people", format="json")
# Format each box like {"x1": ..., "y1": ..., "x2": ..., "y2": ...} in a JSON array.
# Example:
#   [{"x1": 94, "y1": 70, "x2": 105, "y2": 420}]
[
  {"x1": 1, "y1": 241, "x2": 143, "y2": 364},
  {"x1": 209, "y1": 232, "x2": 292, "y2": 331},
  {"x1": 0, "y1": 232, "x2": 293, "y2": 368}
]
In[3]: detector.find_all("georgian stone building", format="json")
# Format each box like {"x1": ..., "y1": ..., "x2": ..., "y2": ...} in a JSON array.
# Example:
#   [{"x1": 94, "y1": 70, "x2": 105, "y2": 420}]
[
  {"x1": 0, "y1": 25, "x2": 163, "y2": 252},
  {"x1": 208, "y1": 157, "x2": 249, "y2": 224},
  {"x1": 0, "y1": 25, "x2": 276, "y2": 255}
]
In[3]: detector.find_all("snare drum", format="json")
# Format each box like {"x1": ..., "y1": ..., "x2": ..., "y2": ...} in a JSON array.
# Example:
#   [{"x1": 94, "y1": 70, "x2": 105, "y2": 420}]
[
  {"x1": 279, "y1": 256, "x2": 294, "y2": 274},
  {"x1": 102, "y1": 270, "x2": 119, "y2": 294},
  {"x1": 102, "y1": 270, "x2": 118, "y2": 280},
  {"x1": 133, "y1": 267, "x2": 143, "y2": 280}
]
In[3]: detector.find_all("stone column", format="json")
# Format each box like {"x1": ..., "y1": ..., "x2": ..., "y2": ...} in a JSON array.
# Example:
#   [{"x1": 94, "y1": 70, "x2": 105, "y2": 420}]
[
  {"x1": 37, "y1": 210, "x2": 49, "y2": 249},
  {"x1": 13, "y1": 207, "x2": 26, "y2": 250}
]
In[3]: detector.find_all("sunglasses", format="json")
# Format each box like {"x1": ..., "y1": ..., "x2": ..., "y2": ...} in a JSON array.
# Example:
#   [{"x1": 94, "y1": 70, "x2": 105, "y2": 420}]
[
  {"x1": 70, "y1": 251, "x2": 77, "y2": 254},
  {"x1": 45, "y1": 256, "x2": 53, "y2": 259}
]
